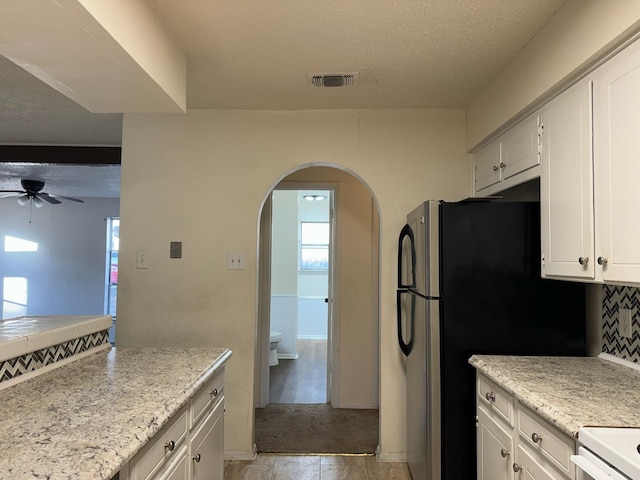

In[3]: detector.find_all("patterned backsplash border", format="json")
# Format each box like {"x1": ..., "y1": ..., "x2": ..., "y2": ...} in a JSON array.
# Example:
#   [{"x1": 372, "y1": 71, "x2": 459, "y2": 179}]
[
  {"x1": 602, "y1": 285, "x2": 640, "y2": 363},
  {"x1": 0, "y1": 329, "x2": 110, "y2": 383}
]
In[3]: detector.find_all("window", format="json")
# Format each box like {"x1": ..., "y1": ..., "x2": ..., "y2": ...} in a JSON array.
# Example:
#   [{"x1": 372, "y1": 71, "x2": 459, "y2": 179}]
[
  {"x1": 300, "y1": 222, "x2": 329, "y2": 270},
  {"x1": 105, "y1": 218, "x2": 119, "y2": 343}
]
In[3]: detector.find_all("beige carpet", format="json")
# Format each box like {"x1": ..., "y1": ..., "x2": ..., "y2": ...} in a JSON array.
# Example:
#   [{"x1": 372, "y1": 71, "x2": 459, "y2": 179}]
[{"x1": 255, "y1": 404, "x2": 379, "y2": 454}]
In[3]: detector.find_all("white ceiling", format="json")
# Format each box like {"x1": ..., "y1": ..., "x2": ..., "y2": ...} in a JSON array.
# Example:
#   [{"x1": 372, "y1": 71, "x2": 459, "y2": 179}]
[{"x1": 0, "y1": 0, "x2": 567, "y2": 197}]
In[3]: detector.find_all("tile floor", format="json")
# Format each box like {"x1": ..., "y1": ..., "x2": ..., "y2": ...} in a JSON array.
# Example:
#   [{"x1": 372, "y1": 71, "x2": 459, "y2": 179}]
[{"x1": 224, "y1": 455, "x2": 412, "y2": 480}]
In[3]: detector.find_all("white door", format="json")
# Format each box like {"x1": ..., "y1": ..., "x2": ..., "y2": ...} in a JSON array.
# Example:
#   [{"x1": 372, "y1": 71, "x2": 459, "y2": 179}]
[
  {"x1": 593, "y1": 39, "x2": 640, "y2": 284},
  {"x1": 540, "y1": 78, "x2": 594, "y2": 279}
]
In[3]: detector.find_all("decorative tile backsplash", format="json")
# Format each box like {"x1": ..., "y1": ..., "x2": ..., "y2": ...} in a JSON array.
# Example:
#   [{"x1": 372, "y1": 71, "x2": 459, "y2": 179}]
[
  {"x1": 0, "y1": 329, "x2": 110, "y2": 383},
  {"x1": 602, "y1": 285, "x2": 640, "y2": 364}
]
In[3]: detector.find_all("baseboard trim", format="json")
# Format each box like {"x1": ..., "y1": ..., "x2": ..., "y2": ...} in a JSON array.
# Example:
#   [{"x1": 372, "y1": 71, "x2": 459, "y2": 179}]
[
  {"x1": 334, "y1": 403, "x2": 379, "y2": 409},
  {"x1": 224, "y1": 446, "x2": 257, "y2": 461},
  {"x1": 376, "y1": 451, "x2": 408, "y2": 463}
]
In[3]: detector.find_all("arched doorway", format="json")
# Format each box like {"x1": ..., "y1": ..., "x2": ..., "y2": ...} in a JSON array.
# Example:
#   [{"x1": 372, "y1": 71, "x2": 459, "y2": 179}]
[{"x1": 255, "y1": 165, "x2": 381, "y2": 453}]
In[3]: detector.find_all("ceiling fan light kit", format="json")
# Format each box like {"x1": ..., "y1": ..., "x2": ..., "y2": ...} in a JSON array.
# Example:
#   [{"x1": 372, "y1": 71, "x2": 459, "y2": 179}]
[{"x1": 0, "y1": 178, "x2": 84, "y2": 221}]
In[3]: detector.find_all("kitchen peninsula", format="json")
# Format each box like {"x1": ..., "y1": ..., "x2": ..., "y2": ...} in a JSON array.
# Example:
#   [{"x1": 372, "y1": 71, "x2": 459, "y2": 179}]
[{"x1": 0, "y1": 346, "x2": 231, "y2": 480}]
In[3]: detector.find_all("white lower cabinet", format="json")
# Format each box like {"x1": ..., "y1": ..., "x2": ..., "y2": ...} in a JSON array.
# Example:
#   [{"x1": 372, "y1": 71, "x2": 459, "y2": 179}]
[
  {"x1": 190, "y1": 399, "x2": 224, "y2": 480},
  {"x1": 477, "y1": 406, "x2": 514, "y2": 480},
  {"x1": 476, "y1": 373, "x2": 576, "y2": 480},
  {"x1": 120, "y1": 367, "x2": 225, "y2": 480}
]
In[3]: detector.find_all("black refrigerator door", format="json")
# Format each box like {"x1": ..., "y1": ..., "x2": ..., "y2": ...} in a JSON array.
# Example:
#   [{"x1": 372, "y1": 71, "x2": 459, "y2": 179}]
[{"x1": 437, "y1": 201, "x2": 586, "y2": 480}]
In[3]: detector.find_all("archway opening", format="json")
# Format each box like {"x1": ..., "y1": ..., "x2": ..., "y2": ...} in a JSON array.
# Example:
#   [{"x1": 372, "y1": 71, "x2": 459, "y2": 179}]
[{"x1": 255, "y1": 165, "x2": 382, "y2": 454}]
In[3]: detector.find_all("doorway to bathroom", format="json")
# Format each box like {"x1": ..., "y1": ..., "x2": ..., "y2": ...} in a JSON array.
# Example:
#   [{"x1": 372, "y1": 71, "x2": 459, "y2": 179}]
[{"x1": 268, "y1": 188, "x2": 332, "y2": 404}]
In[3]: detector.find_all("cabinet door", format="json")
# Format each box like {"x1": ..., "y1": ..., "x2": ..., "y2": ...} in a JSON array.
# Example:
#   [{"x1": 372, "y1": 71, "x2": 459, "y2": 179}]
[
  {"x1": 475, "y1": 141, "x2": 502, "y2": 192},
  {"x1": 515, "y1": 445, "x2": 562, "y2": 480},
  {"x1": 477, "y1": 406, "x2": 514, "y2": 480},
  {"x1": 190, "y1": 399, "x2": 224, "y2": 480},
  {"x1": 501, "y1": 114, "x2": 540, "y2": 180},
  {"x1": 540, "y1": 78, "x2": 595, "y2": 279},
  {"x1": 154, "y1": 448, "x2": 188, "y2": 480},
  {"x1": 593, "y1": 40, "x2": 640, "y2": 284}
]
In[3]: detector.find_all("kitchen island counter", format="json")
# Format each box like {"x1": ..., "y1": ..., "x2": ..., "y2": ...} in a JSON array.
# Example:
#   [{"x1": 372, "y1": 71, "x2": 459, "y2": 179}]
[
  {"x1": 470, "y1": 354, "x2": 640, "y2": 438},
  {"x1": 0, "y1": 346, "x2": 231, "y2": 480}
]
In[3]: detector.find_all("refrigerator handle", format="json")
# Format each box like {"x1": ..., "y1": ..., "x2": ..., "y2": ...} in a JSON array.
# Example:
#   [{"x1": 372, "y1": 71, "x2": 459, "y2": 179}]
[
  {"x1": 398, "y1": 224, "x2": 416, "y2": 289},
  {"x1": 397, "y1": 290, "x2": 415, "y2": 356}
]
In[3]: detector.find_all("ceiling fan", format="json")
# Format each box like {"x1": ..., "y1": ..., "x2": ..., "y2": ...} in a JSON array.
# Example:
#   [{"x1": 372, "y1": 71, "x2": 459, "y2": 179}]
[{"x1": 0, "y1": 179, "x2": 84, "y2": 207}]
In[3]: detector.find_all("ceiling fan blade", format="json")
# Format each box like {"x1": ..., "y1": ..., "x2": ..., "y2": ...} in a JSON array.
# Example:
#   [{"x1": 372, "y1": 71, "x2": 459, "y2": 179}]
[
  {"x1": 38, "y1": 193, "x2": 62, "y2": 205},
  {"x1": 0, "y1": 191, "x2": 23, "y2": 198},
  {"x1": 48, "y1": 194, "x2": 84, "y2": 203}
]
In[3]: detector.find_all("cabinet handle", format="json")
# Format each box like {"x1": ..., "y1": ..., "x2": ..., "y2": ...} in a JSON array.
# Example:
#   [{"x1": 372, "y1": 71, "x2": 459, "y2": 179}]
[
  {"x1": 513, "y1": 463, "x2": 522, "y2": 472},
  {"x1": 492, "y1": 165, "x2": 499, "y2": 172},
  {"x1": 578, "y1": 257, "x2": 589, "y2": 266},
  {"x1": 485, "y1": 391, "x2": 495, "y2": 402},
  {"x1": 531, "y1": 432, "x2": 543, "y2": 443},
  {"x1": 597, "y1": 256, "x2": 608, "y2": 265},
  {"x1": 500, "y1": 448, "x2": 510, "y2": 458},
  {"x1": 164, "y1": 440, "x2": 175, "y2": 452},
  {"x1": 499, "y1": 162, "x2": 506, "y2": 169},
  {"x1": 193, "y1": 453, "x2": 201, "y2": 463},
  {"x1": 210, "y1": 388, "x2": 218, "y2": 397}
]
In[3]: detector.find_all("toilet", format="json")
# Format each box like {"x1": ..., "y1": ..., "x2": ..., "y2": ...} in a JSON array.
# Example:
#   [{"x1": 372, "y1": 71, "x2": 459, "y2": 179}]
[{"x1": 269, "y1": 331, "x2": 282, "y2": 366}]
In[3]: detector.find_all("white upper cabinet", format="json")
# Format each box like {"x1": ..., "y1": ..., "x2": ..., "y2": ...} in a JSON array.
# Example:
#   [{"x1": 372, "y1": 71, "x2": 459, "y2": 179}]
[
  {"x1": 593, "y1": 39, "x2": 640, "y2": 284},
  {"x1": 501, "y1": 114, "x2": 540, "y2": 181},
  {"x1": 540, "y1": 78, "x2": 594, "y2": 279},
  {"x1": 541, "y1": 37, "x2": 640, "y2": 285},
  {"x1": 475, "y1": 141, "x2": 502, "y2": 191},
  {"x1": 474, "y1": 113, "x2": 541, "y2": 196}
]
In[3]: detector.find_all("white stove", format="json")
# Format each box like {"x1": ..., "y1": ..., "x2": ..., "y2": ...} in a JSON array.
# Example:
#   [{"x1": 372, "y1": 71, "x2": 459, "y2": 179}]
[{"x1": 572, "y1": 427, "x2": 640, "y2": 479}]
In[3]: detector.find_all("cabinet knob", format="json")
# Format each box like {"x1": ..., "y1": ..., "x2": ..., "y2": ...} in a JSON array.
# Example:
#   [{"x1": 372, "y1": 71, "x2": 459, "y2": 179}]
[
  {"x1": 210, "y1": 388, "x2": 218, "y2": 397},
  {"x1": 531, "y1": 432, "x2": 543, "y2": 443},
  {"x1": 485, "y1": 391, "x2": 496, "y2": 402},
  {"x1": 193, "y1": 453, "x2": 202, "y2": 463},
  {"x1": 499, "y1": 162, "x2": 506, "y2": 169},
  {"x1": 164, "y1": 440, "x2": 175, "y2": 452},
  {"x1": 513, "y1": 463, "x2": 522, "y2": 473},
  {"x1": 500, "y1": 448, "x2": 510, "y2": 458},
  {"x1": 597, "y1": 256, "x2": 608, "y2": 265},
  {"x1": 492, "y1": 165, "x2": 499, "y2": 172},
  {"x1": 578, "y1": 257, "x2": 589, "y2": 266}
]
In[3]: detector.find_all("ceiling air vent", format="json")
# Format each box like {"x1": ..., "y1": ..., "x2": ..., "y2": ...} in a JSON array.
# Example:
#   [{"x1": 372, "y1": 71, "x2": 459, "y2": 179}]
[{"x1": 309, "y1": 72, "x2": 359, "y2": 87}]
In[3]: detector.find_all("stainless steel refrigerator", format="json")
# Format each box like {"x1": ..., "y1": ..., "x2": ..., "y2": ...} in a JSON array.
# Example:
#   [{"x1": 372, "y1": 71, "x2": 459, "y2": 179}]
[{"x1": 397, "y1": 200, "x2": 586, "y2": 480}]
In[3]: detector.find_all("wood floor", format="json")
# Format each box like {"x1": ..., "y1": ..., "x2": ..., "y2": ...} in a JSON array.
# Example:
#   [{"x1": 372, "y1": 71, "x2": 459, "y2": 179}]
[{"x1": 269, "y1": 339, "x2": 327, "y2": 404}]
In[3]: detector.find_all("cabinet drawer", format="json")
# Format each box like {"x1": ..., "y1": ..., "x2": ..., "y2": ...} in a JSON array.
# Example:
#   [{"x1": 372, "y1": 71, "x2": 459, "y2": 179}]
[
  {"x1": 130, "y1": 406, "x2": 188, "y2": 480},
  {"x1": 518, "y1": 405, "x2": 575, "y2": 478},
  {"x1": 478, "y1": 375, "x2": 514, "y2": 426},
  {"x1": 190, "y1": 368, "x2": 224, "y2": 429}
]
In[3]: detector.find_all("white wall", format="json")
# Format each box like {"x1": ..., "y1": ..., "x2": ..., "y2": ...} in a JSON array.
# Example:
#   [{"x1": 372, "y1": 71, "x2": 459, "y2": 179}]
[
  {"x1": 0, "y1": 198, "x2": 119, "y2": 318},
  {"x1": 116, "y1": 108, "x2": 471, "y2": 459},
  {"x1": 467, "y1": 0, "x2": 640, "y2": 149}
]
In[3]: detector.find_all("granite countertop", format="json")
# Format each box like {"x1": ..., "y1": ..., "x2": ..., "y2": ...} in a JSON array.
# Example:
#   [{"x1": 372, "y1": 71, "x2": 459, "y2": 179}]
[
  {"x1": 0, "y1": 346, "x2": 232, "y2": 480},
  {"x1": 470, "y1": 355, "x2": 640, "y2": 438}
]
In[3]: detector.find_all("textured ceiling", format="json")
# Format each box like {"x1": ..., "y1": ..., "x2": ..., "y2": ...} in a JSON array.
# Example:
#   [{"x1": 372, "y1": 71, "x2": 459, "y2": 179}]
[
  {"x1": 150, "y1": 0, "x2": 566, "y2": 109},
  {"x1": 0, "y1": 0, "x2": 567, "y2": 197}
]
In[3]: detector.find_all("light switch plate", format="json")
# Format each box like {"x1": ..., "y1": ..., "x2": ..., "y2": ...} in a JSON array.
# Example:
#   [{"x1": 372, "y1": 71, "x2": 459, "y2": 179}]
[
  {"x1": 227, "y1": 253, "x2": 245, "y2": 270},
  {"x1": 136, "y1": 250, "x2": 149, "y2": 269}
]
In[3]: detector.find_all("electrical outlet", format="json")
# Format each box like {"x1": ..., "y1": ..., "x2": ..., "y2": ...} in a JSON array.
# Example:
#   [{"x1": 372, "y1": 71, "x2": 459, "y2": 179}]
[
  {"x1": 136, "y1": 250, "x2": 149, "y2": 269},
  {"x1": 170, "y1": 241, "x2": 182, "y2": 259},
  {"x1": 619, "y1": 308, "x2": 633, "y2": 339},
  {"x1": 227, "y1": 253, "x2": 245, "y2": 270}
]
